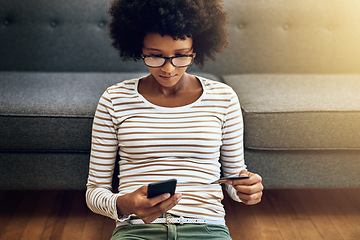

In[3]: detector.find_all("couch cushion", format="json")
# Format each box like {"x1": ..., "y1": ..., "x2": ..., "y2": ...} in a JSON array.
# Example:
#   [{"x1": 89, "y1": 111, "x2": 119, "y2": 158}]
[
  {"x1": 223, "y1": 74, "x2": 360, "y2": 150},
  {"x1": 0, "y1": 152, "x2": 91, "y2": 189},
  {"x1": 244, "y1": 149, "x2": 360, "y2": 188},
  {"x1": 0, "y1": 0, "x2": 147, "y2": 72},
  {"x1": 202, "y1": 0, "x2": 360, "y2": 75},
  {"x1": 0, "y1": 72, "x2": 147, "y2": 152},
  {"x1": 0, "y1": 71, "x2": 218, "y2": 152}
]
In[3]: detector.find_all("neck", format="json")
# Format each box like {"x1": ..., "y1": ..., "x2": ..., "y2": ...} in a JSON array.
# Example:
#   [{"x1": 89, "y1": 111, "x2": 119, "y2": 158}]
[
  {"x1": 149, "y1": 73, "x2": 191, "y2": 97},
  {"x1": 138, "y1": 73, "x2": 203, "y2": 108}
]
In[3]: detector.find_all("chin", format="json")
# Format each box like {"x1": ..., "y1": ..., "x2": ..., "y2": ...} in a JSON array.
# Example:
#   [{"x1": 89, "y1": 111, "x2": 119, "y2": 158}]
[{"x1": 156, "y1": 75, "x2": 181, "y2": 86}]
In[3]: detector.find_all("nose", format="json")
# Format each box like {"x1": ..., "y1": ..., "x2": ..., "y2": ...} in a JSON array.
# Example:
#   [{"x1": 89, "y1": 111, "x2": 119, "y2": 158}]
[{"x1": 161, "y1": 59, "x2": 176, "y2": 73}]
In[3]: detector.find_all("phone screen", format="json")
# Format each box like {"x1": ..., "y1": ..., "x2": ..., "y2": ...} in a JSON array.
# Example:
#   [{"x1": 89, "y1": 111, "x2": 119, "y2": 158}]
[{"x1": 147, "y1": 179, "x2": 177, "y2": 198}]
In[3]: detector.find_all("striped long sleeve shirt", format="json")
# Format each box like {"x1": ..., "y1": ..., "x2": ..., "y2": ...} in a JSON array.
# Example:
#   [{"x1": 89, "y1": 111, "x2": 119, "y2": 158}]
[{"x1": 86, "y1": 76, "x2": 246, "y2": 225}]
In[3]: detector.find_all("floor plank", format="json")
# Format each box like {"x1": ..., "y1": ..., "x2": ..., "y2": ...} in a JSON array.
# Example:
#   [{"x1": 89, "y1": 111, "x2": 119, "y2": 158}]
[
  {"x1": 0, "y1": 189, "x2": 359, "y2": 240},
  {"x1": 81, "y1": 210, "x2": 107, "y2": 240},
  {"x1": 310, "y1": 189, "x2": 360, "y2": 240},
  {"x1": 1, "y1": 191, "x2": 39, "y2": 240},
  {"x1": 292, "y1": 189, "x2": 343, "y2": 240},
  {"x1": 282, "y1": 189, "x2": 324, "y2": 239},
  {"x1": 20, "y1": 191, "x2": 58, "y2": 240},
  {"x1": 342, "y1": 188, "x2": 360, "y2": 224},
  {"x1": 250, "y1": 193, "x2": 283, "y2": 240},
  {"x1": 47, "y1": 191, "x2": 75, "y2": 240},
  {"x1": 0, "y1": 191, "x2": 24, "y2": 237},
  {"x1": 224, "y1": 194, "x2": 263, "y2": 240},
  {"x1": 266, "y1": 190, "x2": 302, "y2": 240},
  {"x1": 101, "y1": 217, "x2": 116, "y2": 240},
  {"x1": 60, "y1": 191, "x2": 88, "y2": 240},
  {"x1": 40, "y1": 191, "x2": 65, "y2": 240}
]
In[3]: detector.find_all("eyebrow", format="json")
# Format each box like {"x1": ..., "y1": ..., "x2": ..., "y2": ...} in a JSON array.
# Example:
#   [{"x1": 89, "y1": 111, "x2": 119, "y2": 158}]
[{"x1": 145, "y1": 48, "x2": 192, "y2": 52}]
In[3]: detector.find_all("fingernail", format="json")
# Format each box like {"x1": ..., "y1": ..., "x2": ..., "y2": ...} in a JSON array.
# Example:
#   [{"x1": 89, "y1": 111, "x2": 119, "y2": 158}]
[{"x1": 164, "y1": 193, "x2": 170, "y2": 199}]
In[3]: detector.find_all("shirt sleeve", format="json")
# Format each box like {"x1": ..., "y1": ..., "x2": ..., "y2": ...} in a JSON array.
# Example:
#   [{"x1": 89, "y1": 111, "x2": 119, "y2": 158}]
[
  {"x1": 220, "y1": 90, "x2": 247, "y2": 202},
  {"x1": 85, "y1": 89, "x2": 128, "y2": 221}
]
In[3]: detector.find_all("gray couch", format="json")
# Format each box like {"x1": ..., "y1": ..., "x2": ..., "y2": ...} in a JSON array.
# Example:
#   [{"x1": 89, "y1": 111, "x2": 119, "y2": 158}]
[{"x1": 1, "y1": 0, "x2": 359, "y2": 190}]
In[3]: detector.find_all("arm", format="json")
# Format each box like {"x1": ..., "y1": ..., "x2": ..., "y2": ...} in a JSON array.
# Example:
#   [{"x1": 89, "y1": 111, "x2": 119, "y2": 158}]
[
  {"x1": 86, "y1": 89, "x2": 182, "y2": 222},
  {"x1": 85, "y1": 89, "x2": 121, "y2": 220},
  {"x1": 220, "y1": 91, "x2": 263, "y2": 205}
]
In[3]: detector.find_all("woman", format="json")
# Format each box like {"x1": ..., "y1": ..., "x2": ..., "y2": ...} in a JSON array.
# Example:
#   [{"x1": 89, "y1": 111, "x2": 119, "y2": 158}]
[{"x1": 86, "y1": 0, "x2": 263, "y2": 239}]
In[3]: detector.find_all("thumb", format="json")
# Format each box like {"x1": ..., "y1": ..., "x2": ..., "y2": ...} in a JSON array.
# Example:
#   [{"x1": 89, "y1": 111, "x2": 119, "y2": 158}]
[
  {"x1": 137, "y1": 185, "x2": 148, "y2": 196},
  {"x1": 240, "y1": 170, "x2": 250, "y2": 177}
]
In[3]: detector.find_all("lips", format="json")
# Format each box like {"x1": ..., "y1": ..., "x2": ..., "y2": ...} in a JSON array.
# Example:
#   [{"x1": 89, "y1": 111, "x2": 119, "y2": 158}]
[{"x1": 159, "y1": 75, "x2": 177, "y2": 80}]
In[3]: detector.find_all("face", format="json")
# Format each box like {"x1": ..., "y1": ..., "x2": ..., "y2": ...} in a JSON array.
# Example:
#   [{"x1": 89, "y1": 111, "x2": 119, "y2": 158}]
[{"x1": 142, "y1": 33, "x2": 194, "y2": 89}]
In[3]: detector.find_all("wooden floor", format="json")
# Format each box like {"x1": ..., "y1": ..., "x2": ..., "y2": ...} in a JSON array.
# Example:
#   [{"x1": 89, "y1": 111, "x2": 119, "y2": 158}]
[{"x1": 0, "y1": 189, "x2": 359, "y2": 240}]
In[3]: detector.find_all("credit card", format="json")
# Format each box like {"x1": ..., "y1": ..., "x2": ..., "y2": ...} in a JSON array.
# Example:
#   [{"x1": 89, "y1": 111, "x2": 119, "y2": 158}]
[{"x1": 212, "y1": 176, "x2": 250, "y2": 184}]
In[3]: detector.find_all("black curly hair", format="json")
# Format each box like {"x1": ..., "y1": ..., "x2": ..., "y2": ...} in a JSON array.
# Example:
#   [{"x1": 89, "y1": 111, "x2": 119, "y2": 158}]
[{"x1": 108, "y1": 0, "x2": 229, "y2": 68}]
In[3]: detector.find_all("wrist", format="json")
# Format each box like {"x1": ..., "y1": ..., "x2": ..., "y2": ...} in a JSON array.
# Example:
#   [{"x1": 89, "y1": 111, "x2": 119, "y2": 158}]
[{"x1": 116, "y1": 194, "x2": 132, "y2": 216}]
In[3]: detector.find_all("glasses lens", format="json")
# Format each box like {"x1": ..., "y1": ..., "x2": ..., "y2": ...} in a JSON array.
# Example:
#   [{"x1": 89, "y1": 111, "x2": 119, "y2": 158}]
[
  {"x1": 172, "y1": 56, "x2": 193, "y2": 67},
  {"x1": 144, "y1": 57, "x2": 165, "y2": 67}
]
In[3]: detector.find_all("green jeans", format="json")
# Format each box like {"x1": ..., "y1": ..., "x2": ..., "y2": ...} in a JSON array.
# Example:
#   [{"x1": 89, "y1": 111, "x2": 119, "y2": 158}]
[{"x1": 111, "y1": 223, "x2": 232, "y2": 240}]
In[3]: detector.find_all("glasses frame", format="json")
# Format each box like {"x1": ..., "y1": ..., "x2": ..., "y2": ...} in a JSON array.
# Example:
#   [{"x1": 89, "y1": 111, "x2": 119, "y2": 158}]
[{"x1": 141, "y1": 53, "x2": 196, "y2": 68}]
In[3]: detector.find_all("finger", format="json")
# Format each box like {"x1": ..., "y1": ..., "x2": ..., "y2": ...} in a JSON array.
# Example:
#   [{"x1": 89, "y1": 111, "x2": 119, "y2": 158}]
[
  {"x1": 147, "y1": 193, "x2": 172, "y2": 207},
  {"x1": 230, "y1": 173, "x2": 262, "y2": 186},
  {"x1": 239, "y1": 169, "x2": 251, "y2": 176},
  {"x1": 240, "y1": 197, "x2": 262, "y2": 205},
  {"x1": 152, "y1": 193, "x2": 182, "y2": 214},
  {"x1": 136, "y1": 197, "x2": 170, "y2": 223},
  {"x1": 141, "y1": 194, "x2": 182, "y2": 223},
  {"x1": 160, "y1": 193, "x2": 182, "y2": 210},
  {"x1": 142, "y1": 213, "x2": 162, "y2": 224},
  {"x1": 234, "y1": 182, "x2": 264, "y2": 195},
  {"x1": 237, "y1": 191, "x2": 263, "y2": 205}
]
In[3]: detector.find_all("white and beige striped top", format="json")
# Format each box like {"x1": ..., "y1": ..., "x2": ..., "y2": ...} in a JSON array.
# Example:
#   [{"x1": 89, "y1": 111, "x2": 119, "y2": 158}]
[{"x1": 86, "y1": 76, "x2": 246, "y2": 225}]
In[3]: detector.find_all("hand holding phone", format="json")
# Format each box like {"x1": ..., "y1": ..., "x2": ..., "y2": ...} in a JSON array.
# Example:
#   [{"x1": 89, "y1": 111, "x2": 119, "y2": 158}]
[{"x1": 147, "y1": 179, "x2": 177, "y2": 199}]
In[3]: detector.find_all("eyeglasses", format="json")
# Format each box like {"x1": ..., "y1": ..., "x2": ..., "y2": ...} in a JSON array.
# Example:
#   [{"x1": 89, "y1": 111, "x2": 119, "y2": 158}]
[{"x1": 141, "y1": 53, "x2": 196, "y2": 68}]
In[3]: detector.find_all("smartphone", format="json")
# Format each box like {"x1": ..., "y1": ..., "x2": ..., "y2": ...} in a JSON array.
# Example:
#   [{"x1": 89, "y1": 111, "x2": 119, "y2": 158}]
[
  {"x1": 147, "y1": 179, "x2": 177, "y2": 199},
  {"x1": 212, "y1": 176, "x2": 250, "y2": 184}
]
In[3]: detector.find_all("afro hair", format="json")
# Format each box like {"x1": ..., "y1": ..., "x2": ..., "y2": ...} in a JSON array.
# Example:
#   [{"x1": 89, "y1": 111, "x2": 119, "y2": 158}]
[{"x1": 108, "y1": 0, "x2": 229, "y2": 68}]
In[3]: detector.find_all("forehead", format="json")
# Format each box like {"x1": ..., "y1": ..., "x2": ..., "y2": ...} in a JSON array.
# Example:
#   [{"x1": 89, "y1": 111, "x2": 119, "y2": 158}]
[{"x1": 143, "y1": 33, "x2": 193, "y2": 52}]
